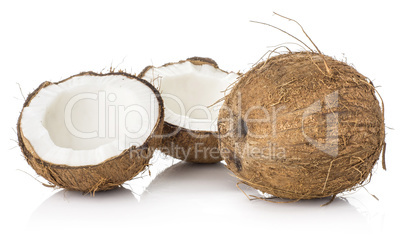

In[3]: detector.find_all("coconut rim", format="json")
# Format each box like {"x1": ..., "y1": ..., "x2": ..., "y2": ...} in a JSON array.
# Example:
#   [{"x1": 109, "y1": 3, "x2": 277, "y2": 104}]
[
  {"x1": 17, "y1": 71, "x2": 164, "y2": 170},
  {"x1": 139, "y1": 57, "x2": 239, "y2": 133},
  {"x1": 163, "y1": 121, "x2": 217, "y2": 137}
]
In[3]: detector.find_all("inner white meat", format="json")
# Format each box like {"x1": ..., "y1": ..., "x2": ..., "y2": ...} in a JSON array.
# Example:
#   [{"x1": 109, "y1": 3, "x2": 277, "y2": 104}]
[
  {"x1": 20, "y1": 75, "x2": 160, "y2": 166},
  {"x1": 142, "y1": 61, "x2": 238, "y2": 131}
]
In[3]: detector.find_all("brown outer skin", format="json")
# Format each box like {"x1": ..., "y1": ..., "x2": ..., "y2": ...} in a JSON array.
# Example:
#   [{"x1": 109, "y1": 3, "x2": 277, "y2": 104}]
[
  {"x1": 17, "y1": 72, "x2": 164, "y2": 193},
  {"x1": 160, "y1": 122, "x2": 221, "y2": 163},
  {"x1": 139, "y1": 57, "x2": 233, "y2": 163},
  {"x1": 218, "y1": 52, "x2": 385, "y2": 200}
]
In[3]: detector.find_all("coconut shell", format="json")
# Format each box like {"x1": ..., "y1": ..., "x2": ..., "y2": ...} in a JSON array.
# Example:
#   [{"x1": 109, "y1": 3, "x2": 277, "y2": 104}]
[
  {"x1": 218, "y1": 52, "x2": 385, "y2": 199},
  {"x1": 160, "y1": 122, "x2": 221, "y2": 163},
  {"x1": 139, "y1": 57, "x2": 231, "y2": 164},
  {"x1": 17, "y1": 72, "x2": 164, "y2": 193}
]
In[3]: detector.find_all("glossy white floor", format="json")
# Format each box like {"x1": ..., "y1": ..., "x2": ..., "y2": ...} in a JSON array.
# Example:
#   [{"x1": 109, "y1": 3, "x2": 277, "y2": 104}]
[
  {"x1": 2, "y1": 151, "x2": 398, "y2": 248},
  {"x1": 1, "y1": 1, "x2": 401, "y2": 248}
]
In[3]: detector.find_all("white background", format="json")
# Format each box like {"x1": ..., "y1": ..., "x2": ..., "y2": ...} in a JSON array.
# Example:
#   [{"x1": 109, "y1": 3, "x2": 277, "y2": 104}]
[{"x1": 1, "y1": 0, "x2": 401, "y2": 248}]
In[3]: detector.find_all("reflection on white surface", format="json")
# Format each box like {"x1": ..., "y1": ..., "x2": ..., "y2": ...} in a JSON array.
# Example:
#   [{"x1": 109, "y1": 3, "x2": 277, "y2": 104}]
[
  {"x1": 29, "y1": 187, "x2": 139, "y2": 229},
  {"x1": 142, "y1": 162, "x2": 371, "y2": 236},
  {"x1": 125, "y1": 149, "x2": 180, "y2": 200},
  {"x1": 27, "y1": 158, "x2": 383, "y2": 248}
]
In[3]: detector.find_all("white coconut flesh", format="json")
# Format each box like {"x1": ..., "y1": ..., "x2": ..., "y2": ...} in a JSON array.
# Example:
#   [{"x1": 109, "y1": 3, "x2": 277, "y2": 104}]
[
  {"x1": 142, "y1": 61, "x2": 238, "y2": 132},
  {"x1": 20, "y1": 75, "x2": 160, "y2": 166}
]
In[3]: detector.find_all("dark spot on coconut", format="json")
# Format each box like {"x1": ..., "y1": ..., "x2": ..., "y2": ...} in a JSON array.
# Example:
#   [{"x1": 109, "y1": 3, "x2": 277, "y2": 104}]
[
  {"x1": 239, "y1": 118, "x2": 248, "y2": 137},
  {"x1": 233, "y1": 156, "x2": 242, "y2": 171},
  {"x1": 234, "y1": 157, "x2": 242, "y2": 171},
  {"x1": 228, "y1": 150, "x2": 242, "y2": 171},
  {"x1": 233, "y1": 116, "x2": 248, "y2": 138}
]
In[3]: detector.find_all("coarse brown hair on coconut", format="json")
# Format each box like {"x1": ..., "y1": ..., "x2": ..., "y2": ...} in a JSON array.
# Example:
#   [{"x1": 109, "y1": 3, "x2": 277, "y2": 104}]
[
  {"x1": 17, "y1": 72, "x2": 164, "y2": 194},
  {"x1": 218, "y1": 14, "x2": 386, "y2": 202}
]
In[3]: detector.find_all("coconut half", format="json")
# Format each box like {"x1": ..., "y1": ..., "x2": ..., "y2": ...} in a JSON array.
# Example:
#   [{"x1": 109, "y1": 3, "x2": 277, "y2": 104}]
[
  {"x1": 139, "y1": 57, "x2": 239, "y2": 163},
  {"x1": 17, "y1": 72, "x2": 164, "y2": 193}
]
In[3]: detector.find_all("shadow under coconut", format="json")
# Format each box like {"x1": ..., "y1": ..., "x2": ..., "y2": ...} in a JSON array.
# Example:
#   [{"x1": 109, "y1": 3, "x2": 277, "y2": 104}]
[
  {"x1": 28, "y1": 160, "x2": 375, "y2": 240},
  {"x1": 141, "y1": 161, "x2": 373, "y2": 237},
  {"x1": 143, "y1": 161, "x2": 238, "y2": 196},
  {"x1": 28, "y1": 187, "x2": 139, "y2": 230}
]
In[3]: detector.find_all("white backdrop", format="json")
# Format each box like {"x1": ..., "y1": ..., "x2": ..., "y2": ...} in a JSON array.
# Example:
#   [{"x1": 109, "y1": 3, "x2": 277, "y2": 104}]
[{"x1": 1, "y1": 0, "x2": 401, "y2": 248}]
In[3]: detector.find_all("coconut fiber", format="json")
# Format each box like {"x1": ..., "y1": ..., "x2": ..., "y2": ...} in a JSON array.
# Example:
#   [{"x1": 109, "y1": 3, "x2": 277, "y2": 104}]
[{"x1": 218, "y1": 52, "x2": 385, "y2": 200}]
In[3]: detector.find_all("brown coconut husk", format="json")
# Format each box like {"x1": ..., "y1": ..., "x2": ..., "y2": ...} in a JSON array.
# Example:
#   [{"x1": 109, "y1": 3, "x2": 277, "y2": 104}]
[
  {"x1": 139, "y1": 57, "x2": 234, "y2": 163},
  {"x1": 218, "y1": 51, "x2": 385, "y2": 200},
  {"x1": 17, "y1": 72, "x2": 164, "y2": 194},
  {"x1": 160, "y1": 122, "x2": 221, "y2": 163}
]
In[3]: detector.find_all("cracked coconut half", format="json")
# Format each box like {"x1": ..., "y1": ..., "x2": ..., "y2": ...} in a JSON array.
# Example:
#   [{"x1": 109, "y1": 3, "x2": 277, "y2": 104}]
[
  {"x1": 17, "y1": 72, "x2": 164, "y2": 193},
  {"x1": 139, "y1": 57, "x2": 239, "y2": 163}
]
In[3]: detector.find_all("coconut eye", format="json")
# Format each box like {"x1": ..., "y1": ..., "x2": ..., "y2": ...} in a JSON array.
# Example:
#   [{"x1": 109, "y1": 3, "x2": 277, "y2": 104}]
[
  {"x1": 232, "y1": 116, "x2": 248, "y2": 138},
  {"x1": 229, "y1": 152, "x2": 242, "y2": 171},
  {"x1": 238, "y1": 117, "x2": 248, "y2": 138}
]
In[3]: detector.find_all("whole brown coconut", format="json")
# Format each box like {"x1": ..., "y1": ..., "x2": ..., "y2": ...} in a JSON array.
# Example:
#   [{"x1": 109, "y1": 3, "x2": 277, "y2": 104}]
[
  {"x1": 17, "y1": 72, "x2": 164, "y2": 193},
  {"x1": 218, "y1": 52, "x2": 385, "y2": 200},
  {"x1": 140, "y1": 57, "x2": 238, "y2": 163}
]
